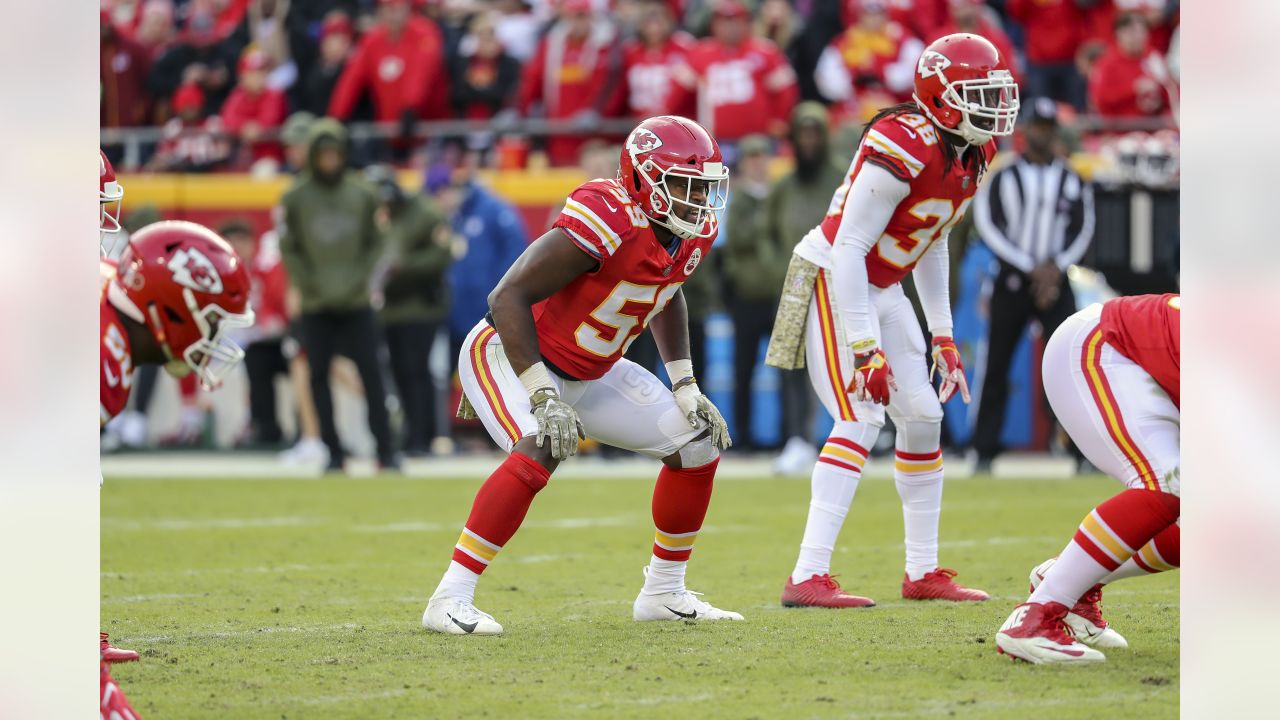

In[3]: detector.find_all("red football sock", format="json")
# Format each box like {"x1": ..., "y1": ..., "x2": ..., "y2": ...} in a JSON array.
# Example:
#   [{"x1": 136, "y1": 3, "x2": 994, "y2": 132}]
[
  {"x1": 650, "y1": 457, "x2": 718, "y2": 562},
  {"x1": 451, "y1": 452, "x2": 550, "y2": 574},
  {"x1": 1134, "y1": 521, "x2": 1180, "y2": 572}
]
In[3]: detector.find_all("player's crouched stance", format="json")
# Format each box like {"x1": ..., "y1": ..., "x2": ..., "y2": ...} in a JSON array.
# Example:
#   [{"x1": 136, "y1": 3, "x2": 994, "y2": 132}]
[
  {"x1": 996, "y1": 295, "x2": 1180, "y2": 664},
  {"x1": 423, "y1": 116, "x2": 741, "y2": 636}
]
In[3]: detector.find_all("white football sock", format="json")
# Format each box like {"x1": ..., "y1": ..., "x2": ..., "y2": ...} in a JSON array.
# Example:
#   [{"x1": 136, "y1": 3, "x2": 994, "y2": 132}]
[
  {"x1": 791, "y1": 423, "x2": 877, "y2": 581},
  {"x1": 1099, "y1": 557, "x2": 1151, "y2": 585},
  {"x1": 431, "y1": 560, "x2": 480, "y2": 602},
  {"x1": 1029, "y1": 539, "x2": 1110, "y2": 606},
  {"x1": 893, "y1": 431, "x2": 945, "y2": 582},
  {"x1": 641, "y1": 557, "x2": 687, "y2": 595}
]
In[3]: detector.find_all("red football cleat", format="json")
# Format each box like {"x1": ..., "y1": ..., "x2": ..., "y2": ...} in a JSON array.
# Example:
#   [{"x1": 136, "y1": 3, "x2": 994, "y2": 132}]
[
  {"x1": 781, "y1": 574, "x2": 876, "y2": 608},
  {"x1": 995, "y1": 602, "x2": 1105, "y2": 664},
  {"x1": 101, "y1": 660, "x2": 143, "y2": 718},
  {"x1": 101, "y1": 632, "x2": 140, "y2": 663},
  {"x1": 1030, "y1": 558, "x2": 1128, "y2": 648},
  {"x1": 901, "y1": 568, "x2": 990, "y2": 601}
]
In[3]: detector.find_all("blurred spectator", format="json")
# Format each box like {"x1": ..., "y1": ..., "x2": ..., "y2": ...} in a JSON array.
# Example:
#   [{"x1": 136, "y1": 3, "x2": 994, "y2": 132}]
[
  {"x1": 970, "y1": 99, "x2": 1095, "y2": 471},
  {"x1": 932, "y1": 0, "x2": 1020, "y2": 81},
  {"x1": 102, "y1": 10, "x2": 154, "y2": 127},
  {"x1": 492, "y1": 0, "x2": 541, "y2": 63},
  {"x1": 619, "y1": 1, "x2": 695, "y2": 119},
  {"x1": 517, "y1": 0, "x2": 619, "y2": 166},
  {"x1": 1087, "y1": 0, "x2": 1177, "y2": 53},
  {"x1": 146, "y1": 83, "x2": 233, "y2": 171},
  {"x1": 1088, "y1": 12, "x2": 1177, "y2": 122},
  {"x1": 437, "y1": 0, "x2": 481, "y2": 60},
  {"x1": 281, "y1": 0, "x2": 359, "y2": 91},
  {"x1": 367, "y1": 166, "x2": 454, "y2": 456},
  {"x1": 221, "y1": 48, "x2": 288, "y2": 166},
  {"x1": 1007, "y1": 0, "x2": 1089, "y2": 108},
  {"x1": 755, "y1": 0, "x2": 799, "y2": 51},
  {"x1": 280, "y1": 110, "x2": 316, "y2": 171},
  {"x1": 842, "y1": 0, "x2": 948, "y2": 42},
  {"x1": 767, "y1": 102, "x2": 844, "y2": 473},
  {"x1": 815, "y1": 0, "x2": 923, "y2": 123},
  {"x1": 327, "y1": 0, "x2": 451, "y2": 129},
  {"x1": 134, "y1": 0, "x2": 179, "y2": 58},
  {"x1": 788, "y1": 0, "x2": 845, "y2": 103},
  {"x1": 449, "y1": 11, "x2": 522, "y2": 119},
  {"x1": 107, "y1": 0, "x2": 146, "y2": 31},
  {"x1": 149, "y1": 9, "x2": 239, "y2": 119},
  {"x1": 723, "y1": 134, "x2": 786, "y2": 450},
  {"x1": 299, "y1": 11, "x2": 354, "y2": 117},
  {"x1": 668, "y1": 0, "x2": 797, "y2": 150},
  {"x1": 220, "y1": 218, "x2": 292, "y2": 447},
  {"x1": 279, "y1": 119, "x2": 398, "y2": 472},
  {"x1": 425, "y1": 165, "x2": 528, "y2": 365},
  {"x1": 224, "y1": 0, "x2": 299, "y2": 92}
]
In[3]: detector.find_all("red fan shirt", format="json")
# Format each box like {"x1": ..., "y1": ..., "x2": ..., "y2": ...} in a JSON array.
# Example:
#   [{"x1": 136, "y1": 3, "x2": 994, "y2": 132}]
[
  {"x1": 1100, "y1": 293, "x2": 1180, "y2": 407},
  {"x1": 620, "y1": 34, "x2": 695, "y2": 119},
  {"x1": 538, "y1": 178, "x2": 716, "y2": 380},
  {"x1": 668, "y1": 37, "x2": 797, "y2": 142}
]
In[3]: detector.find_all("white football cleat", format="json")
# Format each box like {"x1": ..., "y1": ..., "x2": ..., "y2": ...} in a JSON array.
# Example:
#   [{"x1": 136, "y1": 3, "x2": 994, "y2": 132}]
[
  {"x1": 422, "y1": 596, "x2": 503, "y2": 636},
  {"x1": 633, "y1": 579, "x2": 744, "y2": 622},
  {"x1": 1030, "y1": 558, "x2": 1128, "y2": 649},
  {"x1": 996, "y1": 602, "x2": 1106, "y2": 665}
]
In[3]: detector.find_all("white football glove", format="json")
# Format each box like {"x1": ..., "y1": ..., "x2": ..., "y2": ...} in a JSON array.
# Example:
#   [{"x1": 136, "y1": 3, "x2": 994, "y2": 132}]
[{"x1": 667, "y1": 360, "x2": 731, "y2": 450}]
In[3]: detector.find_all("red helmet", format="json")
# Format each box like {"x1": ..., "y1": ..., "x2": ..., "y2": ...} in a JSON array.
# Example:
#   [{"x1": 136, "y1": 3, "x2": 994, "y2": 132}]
[
  {"x1": 100, "y1": 149, "x2": 124, "y2": 248},
  {"x1": 912, "y1": 33, "x2": 1019, "y2": 146},
  {"x1": 108, "y1": 221, "x2": 255, "y2": 390},
  {"x1": 618, "y1": 116, "x2": 729, "y2": 240}
]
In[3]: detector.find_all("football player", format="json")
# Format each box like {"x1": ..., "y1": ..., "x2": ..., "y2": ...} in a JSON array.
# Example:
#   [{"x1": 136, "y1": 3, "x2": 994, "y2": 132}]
[
  {"x1": 996, "y1": 294, "x2": 1179, "y2": 664},
  {"x1": 100, "y1": 220, "x2": 253, "y2": 670},
  {"x1": 100, "y1": 149, "x2": 124, "y2": 257},
  {"x1": 768, "y1": 34, "x2": 1018, "y2": 608},
  {"x1": 423, "y1": 116, "x2": 738, "y2": 635}
]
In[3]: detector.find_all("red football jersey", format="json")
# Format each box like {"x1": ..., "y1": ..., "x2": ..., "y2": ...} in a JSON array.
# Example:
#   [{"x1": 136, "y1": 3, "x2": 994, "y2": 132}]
[
  {"x1": 819, "y1": 111, "x2": 994, "y2": 288},
  {"x1": 100, "y1": 261, "x2": 136, "y2": 426},
  {"x1": 622, "y1": 34, "x2": 695, "y2": 118},
  {"x1": 670, "y1": 37, "x2": 797, "y2": 141},
  {"x1": 538, "y1": 178, "x2": 714, "y2": 380},
  {"x1": 1100, "y1": 294, "x2": 1180, "y2": 407}
]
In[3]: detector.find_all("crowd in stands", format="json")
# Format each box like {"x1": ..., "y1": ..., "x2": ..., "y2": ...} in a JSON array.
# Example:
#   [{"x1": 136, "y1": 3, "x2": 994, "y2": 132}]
[{"x1": 101, "y1": 0, "x2": 1180, "y2": 170}]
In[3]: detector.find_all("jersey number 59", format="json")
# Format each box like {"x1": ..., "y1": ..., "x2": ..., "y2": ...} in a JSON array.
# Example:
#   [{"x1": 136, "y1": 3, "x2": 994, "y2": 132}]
[{"x1": 575, "y1": 282, "x2": 683, "y2": 357}]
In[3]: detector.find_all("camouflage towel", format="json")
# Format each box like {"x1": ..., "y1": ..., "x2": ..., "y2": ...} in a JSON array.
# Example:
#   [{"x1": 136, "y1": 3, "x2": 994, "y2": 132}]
[
  {"x1": 456, "y1": 392, "x2": 480, "y2": 420},
  {"x1": 765, "y1": 252, "x2": 820, "y2": 370}
]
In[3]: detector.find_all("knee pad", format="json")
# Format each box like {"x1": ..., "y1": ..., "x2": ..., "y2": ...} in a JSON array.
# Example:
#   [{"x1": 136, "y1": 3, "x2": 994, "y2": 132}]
[
  {"x1": 678, "y1": 435, "x2": 720, "y2": 469},
  {"x1": 895, "y1": 420, "x2": 941, "y2": 455}
]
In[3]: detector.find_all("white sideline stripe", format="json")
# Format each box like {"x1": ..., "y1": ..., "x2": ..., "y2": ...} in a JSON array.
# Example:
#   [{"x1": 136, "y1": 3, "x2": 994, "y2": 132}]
[
  {"x1": 103, "y1": 516, "x2": 321, "y2": 531},
  {"x1": 100, "y1": 452, "x2": 1081, "y2": 480},
  {"x1": 842, "y1": 690, "x2": 1171, "y2": 718},
  {"x1": 352, "y1": 521, "x2": 448, "y2": 533},
  {"x1": 129, "y1": 620, "x2": 401, "y2": 643},
  {"x1": 102, "y1": 593, "x2": 206, "y2": 604}
]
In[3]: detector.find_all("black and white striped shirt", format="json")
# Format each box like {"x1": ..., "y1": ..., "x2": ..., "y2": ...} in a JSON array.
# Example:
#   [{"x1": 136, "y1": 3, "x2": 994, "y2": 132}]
[{"x1": 973, "y1": 156, "x2": 1095, "y2": 273}]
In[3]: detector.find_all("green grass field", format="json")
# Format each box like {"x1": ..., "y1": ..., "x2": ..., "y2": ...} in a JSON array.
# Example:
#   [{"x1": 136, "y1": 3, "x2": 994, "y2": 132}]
[{"x1": 101, "y1": 471, "x2": 1178, "y2": 719}]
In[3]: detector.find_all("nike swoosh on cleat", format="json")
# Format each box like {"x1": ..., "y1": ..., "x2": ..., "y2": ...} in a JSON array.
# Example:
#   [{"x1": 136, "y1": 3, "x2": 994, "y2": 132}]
[
  {"x1": 665, "y1": 606, "x2": 698, "y2": 619},
  {"x1": 1038, "y1": 643, "x2": 1085, "y2": 657},
  {"x1": 447, "y1": 613, "x2": 479, "y2": 633}
]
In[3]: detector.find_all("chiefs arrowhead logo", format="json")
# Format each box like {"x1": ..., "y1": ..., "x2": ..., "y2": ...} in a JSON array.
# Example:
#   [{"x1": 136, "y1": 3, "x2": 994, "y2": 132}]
[
  {"x1": 167, "y1": 247, "x2": 224, "y2": 295},
  {"x1": 917, "y1": 50, "x2": 952, "y2": 79},
  {"x1": 628, "y1": 128, "x2": 663, "y2": 155}
]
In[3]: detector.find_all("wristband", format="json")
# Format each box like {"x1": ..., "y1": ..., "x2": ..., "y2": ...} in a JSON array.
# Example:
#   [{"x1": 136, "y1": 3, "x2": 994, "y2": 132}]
[
  {"x1": 519, "y1": 362, "x2": 557, "y2": 396},
  {"x1": 851, "y1": 337, "x2": 878, "y2": 354},
  {"x1": 665, "y1": 359, "x2": 694, "y2": 385}
]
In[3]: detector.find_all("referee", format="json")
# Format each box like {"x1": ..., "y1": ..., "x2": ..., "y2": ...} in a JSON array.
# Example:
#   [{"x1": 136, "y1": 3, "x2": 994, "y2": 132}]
[{"x1": 971, "y1": 99, "x2": 1095, "y2": 471}]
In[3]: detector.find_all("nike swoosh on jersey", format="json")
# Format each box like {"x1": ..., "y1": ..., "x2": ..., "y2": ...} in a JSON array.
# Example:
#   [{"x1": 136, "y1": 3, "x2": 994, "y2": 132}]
[
  {"x1": 447, "y1": 613, "x2": 479, "y2": 633},
  {"x1": 665, "y1": 606, "x2": 697, "y2": 619},
  {"x1": 602, "y1": 198, "x2": 617, "y2": 212}
]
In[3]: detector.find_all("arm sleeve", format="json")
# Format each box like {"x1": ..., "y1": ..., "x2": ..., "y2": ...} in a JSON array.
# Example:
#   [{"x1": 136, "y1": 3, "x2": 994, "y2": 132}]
[
  {"x1": 326, "y1": 45, "x2": 367, "y2": 120},
  {"x1": 885, "y1": 38, "x2": 925, "y2": 95},
  {"x1": 972, "y1": 168, "x2": 1035, "y2": 272},
  {"x1": 1055, "y1": 175, "x2": 1095, "y2": 269},
  {"x1": 830, "y1": 162, "x2": 911, "y2": 350},
  {"x1": 814, "y1": 45, "x2": 853, "y2": 102},
  {"x1": 912, "y1": 235, "x2": 953, "y2": 335}
]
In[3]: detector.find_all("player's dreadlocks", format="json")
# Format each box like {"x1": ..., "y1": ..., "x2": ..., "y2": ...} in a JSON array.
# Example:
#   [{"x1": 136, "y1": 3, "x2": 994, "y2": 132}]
[{"x1": 857, "y1": 102, "x2": 990, "y2": 178}]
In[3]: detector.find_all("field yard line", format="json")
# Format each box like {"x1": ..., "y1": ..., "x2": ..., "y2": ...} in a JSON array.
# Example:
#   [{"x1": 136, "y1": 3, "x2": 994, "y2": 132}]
[
  {"x1": 102, "y1": 593, "x2": 207, "y2": 604},
  {"x1": 103, "y1": 516, "x2": 323, "y2": 531},
  {"x1": 129, "y1": 620, "x2": 404, "y2": 643},
  {"x1": 843, "y1": 688, "x2": 1172, "y2": 718}
]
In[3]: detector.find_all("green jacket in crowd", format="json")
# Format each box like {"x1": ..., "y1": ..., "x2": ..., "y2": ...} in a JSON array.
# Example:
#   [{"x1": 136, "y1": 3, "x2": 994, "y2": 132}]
[
  {"x1": 279, "y1": 119, "x2": 384, "y2": 313},
  {"x1": 379, "y1": 195, "x2": 453, "y2": 326},
  {"x1": 766, "y1": 158, "x2": 848, "y2": 256},
  {"x1": 723, "y1": 182, "x2": 790, "y2": 303}
]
